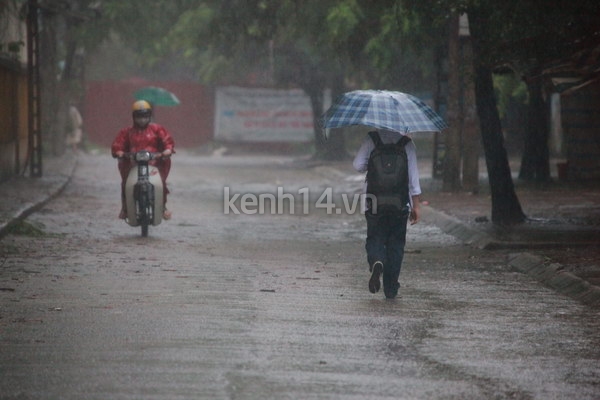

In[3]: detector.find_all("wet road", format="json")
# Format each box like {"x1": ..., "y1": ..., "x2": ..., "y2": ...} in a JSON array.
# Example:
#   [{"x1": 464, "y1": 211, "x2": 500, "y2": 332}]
[{"x1": 1, "y1": 151, "x2": 599, "y2": 399}]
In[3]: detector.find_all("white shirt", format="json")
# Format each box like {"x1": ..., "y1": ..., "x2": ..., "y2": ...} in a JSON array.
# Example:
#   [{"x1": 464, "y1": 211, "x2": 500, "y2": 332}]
[{"x1": 352, "y1": 130, "x2": 421, "y2": 209}]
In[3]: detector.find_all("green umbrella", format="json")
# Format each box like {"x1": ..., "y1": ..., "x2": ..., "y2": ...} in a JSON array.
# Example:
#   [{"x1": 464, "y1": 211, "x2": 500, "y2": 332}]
[{"x1": 133, "y1": 86, "x2": 181, "y2": 106}]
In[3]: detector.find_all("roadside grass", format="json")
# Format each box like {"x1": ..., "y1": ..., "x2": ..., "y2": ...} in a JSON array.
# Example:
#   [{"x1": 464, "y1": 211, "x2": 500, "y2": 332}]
[{"x1": 6, "y1": 220, "x2": 47, "y2": 237}]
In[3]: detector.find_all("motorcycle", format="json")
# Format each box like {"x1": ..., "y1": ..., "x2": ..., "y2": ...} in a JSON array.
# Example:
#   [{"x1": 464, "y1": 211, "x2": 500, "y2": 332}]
[{"x1": 119, "y1": 150, "x2": 167, "y2": 237}]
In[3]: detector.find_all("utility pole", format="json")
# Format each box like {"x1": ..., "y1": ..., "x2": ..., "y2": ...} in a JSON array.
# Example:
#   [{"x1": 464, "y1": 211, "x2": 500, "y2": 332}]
[{"x1": 27, "y1": 0, "x2": 42, "y2": 177}]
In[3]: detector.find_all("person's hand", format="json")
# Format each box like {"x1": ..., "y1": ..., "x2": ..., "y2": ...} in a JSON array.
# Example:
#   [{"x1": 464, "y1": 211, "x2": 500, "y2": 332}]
[
  {"x1": 162, "y1": 149, "x2": 172, "y2": 158},
  {"x1": 410, "y1": 196, "x2": 421, "y2": 225},
  {"x1": 409, "y1": 206, "x2": 420, "y2": 225},
  {"x1": 115, "y1": 151, "x2": 124, "y2": 158}
]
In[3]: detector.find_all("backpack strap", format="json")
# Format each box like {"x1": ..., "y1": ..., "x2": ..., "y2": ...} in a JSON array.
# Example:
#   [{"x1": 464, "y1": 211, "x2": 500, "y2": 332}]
[
  {"x1": 396, "y1": 134, "x2": 412, "y2": 147},
  {"x1": 368, "y1": 131, "x2": 384, "y2": 148},
  {"x1": 369, "y1": 131, "x2": 412, "y2": 148}
]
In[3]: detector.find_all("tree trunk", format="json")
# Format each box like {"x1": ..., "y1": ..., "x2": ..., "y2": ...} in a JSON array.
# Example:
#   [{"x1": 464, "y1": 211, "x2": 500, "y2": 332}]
[
  {"x1": 468, "y1": 8, "x2": 526, "y2": 225},
  {"x1": 312, "y1": 72, "x2": 347, "y2": 160},
  {"x1": 443, "y1": 13, "x2": 462, "y2": 191},
  {"x1": 311, "y1": 98, "x2": 347, "y2": 160},
  {"x1": 519, "y1": 73, "x2": 551, "y2": 181},
  {"x1": 473, "y1": 64, "x2": 526, "y2": 224},
  {"x1": 461, "y1": 36, "x2": 480, "y2": 193}
]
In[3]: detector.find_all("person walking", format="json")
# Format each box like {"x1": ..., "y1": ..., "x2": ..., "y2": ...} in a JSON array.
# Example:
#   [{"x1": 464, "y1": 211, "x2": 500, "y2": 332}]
[
  {"x1": 111, "y1": 100, "x2": 175, "y2": 220},
  {"x1": 353, "y1": 129, "x2": 421, "y2": 299},
  {"x1": 66, "y1": 104, "x2": 83, "y2": 152}
]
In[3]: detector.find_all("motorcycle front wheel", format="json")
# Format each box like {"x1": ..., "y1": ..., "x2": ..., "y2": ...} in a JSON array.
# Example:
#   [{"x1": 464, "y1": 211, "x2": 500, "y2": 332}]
[
  {"x1": 137, "y1": 186, "x2": 150, "y2": 237},
  {"x1": 141, "y1": 223, "x2": 149, "y2": 237}
]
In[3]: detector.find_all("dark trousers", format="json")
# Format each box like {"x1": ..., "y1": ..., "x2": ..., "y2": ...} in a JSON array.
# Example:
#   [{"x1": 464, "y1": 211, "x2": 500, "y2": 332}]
[{"x1": 365, "y1": 209, "x2": 409, "y2": 296}]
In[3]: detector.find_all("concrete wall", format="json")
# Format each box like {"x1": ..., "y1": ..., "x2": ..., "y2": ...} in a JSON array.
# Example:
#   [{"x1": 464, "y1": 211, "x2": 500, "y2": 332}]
[
  {"x1": 0, "y1": 61, "x2": 28, "y2": 181},
  {"x1": 84, "y1": 80, "x2": 215, "y2": 149},
  {"x1": 0, "y1": 2, "x2": 28, "y2": 182}
]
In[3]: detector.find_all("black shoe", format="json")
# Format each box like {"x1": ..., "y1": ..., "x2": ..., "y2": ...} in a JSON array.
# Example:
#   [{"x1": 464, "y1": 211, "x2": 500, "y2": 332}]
[
  {"x1": 369, "y1": 261, "x2": 383, "y2": 293},
  {"x1": 384, "y1": 282, "x2": 400, "y2": 299}
]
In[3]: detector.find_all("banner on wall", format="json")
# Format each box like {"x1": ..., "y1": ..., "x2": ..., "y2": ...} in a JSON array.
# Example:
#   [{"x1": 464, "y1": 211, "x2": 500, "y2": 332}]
[{"x1": 214, "y1": 86, "x2": 315, "y2": 142}]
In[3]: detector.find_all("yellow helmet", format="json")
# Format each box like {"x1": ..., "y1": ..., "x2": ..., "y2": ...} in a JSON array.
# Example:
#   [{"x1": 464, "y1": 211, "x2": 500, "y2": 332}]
[{"x1": 132, "y1": 100, "x2": 152, "y2": 117}]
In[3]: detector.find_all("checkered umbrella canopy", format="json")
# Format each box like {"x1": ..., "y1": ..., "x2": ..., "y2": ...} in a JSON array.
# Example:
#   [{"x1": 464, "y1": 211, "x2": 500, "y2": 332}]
[{"x1": 320, "y1": 90, "x2": 447, "y2": 137}]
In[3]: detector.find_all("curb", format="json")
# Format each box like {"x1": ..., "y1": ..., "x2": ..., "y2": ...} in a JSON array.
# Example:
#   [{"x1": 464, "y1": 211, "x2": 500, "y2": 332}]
[
  {"x1": 423, "y1": 205, "x2": 600, "y2": 308},
  {"x1": 508, "y1": 253, "x2": 600, "y2": 307},
  {"x1": 0, "y1": 155, "x2": 78, "y2": 239},
  {"x1": 421, "y1": 205, "x2": 497, "y2": 249}
]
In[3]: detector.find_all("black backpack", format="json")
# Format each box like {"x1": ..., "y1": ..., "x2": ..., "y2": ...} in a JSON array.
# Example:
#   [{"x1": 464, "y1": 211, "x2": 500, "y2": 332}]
[{"x1": 366, "y1": 131, "x2": 411, "y2": 214}]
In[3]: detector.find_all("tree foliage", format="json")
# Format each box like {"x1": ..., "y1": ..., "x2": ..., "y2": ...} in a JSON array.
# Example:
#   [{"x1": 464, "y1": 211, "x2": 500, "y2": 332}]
[{"x1": 60, "y1": 0, "x2": 599, "y2": 222}]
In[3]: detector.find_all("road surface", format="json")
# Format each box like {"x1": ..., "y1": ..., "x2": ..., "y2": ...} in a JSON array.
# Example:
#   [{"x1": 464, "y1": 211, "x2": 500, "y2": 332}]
[{"x1": 1, "y1": 151, "x2": 599, "y2": 399}]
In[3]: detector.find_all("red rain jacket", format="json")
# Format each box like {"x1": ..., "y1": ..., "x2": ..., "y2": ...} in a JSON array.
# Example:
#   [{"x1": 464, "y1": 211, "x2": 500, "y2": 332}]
[{"x1": 111, "y1": 123, "x2": 175, "y2": 188}]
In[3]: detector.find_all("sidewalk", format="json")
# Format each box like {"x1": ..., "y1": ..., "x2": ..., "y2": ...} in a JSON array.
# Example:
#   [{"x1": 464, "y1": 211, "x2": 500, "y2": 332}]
[
  {"x1": 421, "y1": 178, "x2": 600, "y2": 307},
  {"x1": 0, "y1": 152, "x2": 77, "y2": 238},
  {"x1": 1, "y1": 151, "x2": 599, "y2": 307}
]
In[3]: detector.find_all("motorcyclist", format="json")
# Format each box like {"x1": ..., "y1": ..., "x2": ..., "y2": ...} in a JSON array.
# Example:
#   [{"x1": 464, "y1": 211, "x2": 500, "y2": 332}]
[{"x1": 111, "y1": 100, "x2": 175, "y2": 220}]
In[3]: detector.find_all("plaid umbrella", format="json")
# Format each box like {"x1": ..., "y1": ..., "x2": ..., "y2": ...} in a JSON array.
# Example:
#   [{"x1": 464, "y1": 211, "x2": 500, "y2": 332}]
[{"x1": 320, "y1": 90, "x2": 447, "y2": 137}]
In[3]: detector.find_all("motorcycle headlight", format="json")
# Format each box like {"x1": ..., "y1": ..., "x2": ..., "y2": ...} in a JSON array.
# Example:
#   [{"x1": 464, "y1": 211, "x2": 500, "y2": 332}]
[{"x1": 135, "y1": 151, "x2": 151, "y2": 162}]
